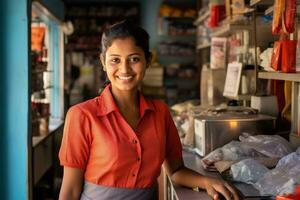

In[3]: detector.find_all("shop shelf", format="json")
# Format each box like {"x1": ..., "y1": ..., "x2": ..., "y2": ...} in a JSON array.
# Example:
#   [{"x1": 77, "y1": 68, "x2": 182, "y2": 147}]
[
  {"x1": 210, "y1": 23, "x2": 252, "y2": 37},
  {"x1": 32, "y1": 118, "x2": 63, "y2": 147},
  {"x1": 250, "y1": 0, "x2": 273, "y2": 7},
  {"x1": 160, "y1": 16, "x2": 196, "y2": 21},
  {"x1": 32, "y1": 70, "x2": 53, "y2": 74},
  {"x1": 258, "y1": 71, "x2": 300, "y2": 82},
  {"x1": 224, "y1": 94, "x2": 252, "y2": 101},
  {"x1": 31, "y1": 85, "x2": 53, "y2": 94},
  {"x1": 158, "y1": 33, "x2": 196, "y2": 37},
  {"x1": 193, "y1": 10, "x2": 210, "y2": 26},
  {"x1": 264, "y1": 6, "x2": 273, "y2": 15},
  {"x1": 196, "y1": 43, "x2": 211, "y2": 50}
]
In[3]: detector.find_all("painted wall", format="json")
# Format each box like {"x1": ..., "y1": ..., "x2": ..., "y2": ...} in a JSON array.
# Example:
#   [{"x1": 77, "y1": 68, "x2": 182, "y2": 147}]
[
  {"x1": 0, "y1": 0, "x2": 29, "y2": 199},
  {"x1": 140, "y1": 0, "x2": 163, "y2": 50},
  {"x1": 0, "y1": 0, "x2": 4, "y2": 197}
]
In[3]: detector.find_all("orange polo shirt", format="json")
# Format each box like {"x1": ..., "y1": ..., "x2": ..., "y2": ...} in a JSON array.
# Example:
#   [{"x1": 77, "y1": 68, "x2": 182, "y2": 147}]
[{"x1": 59, "y1": 85, "x2": 182, "y2": 189}]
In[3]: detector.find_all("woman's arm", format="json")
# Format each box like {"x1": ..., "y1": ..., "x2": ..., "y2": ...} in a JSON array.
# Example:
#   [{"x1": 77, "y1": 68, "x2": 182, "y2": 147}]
[
  {"x1": 163, "y1": 158, "x2": 240, "y2": 200},
  {"x1": 59, "y1": 167, "x2": 84, "y2": 200}
]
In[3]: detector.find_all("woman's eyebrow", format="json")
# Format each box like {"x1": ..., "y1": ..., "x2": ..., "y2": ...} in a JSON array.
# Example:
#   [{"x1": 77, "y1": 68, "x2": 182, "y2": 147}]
[{"x1": 128, "y1": 53, "x2": 141, "y2": 56}]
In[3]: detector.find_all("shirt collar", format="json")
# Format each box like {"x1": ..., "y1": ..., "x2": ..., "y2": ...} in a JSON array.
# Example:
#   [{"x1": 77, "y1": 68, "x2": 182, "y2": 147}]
[{"x1": 96, "y1": 84, "x2": 154, "y2": 117}]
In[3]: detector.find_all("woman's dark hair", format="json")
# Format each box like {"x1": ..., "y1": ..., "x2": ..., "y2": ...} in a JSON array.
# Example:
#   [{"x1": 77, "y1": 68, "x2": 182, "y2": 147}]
[{"x1": 101, "y1": 20, "x2": 151, "y2": 62}]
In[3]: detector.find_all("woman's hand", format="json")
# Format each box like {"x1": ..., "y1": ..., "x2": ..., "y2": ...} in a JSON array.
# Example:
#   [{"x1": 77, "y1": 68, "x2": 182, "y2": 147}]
[
  {"x1": 164, "y1": 159, "x2": 241, "y2": 200},
  {"x1": 203, "y1": 176, "x2": 240, "y2": 200}
]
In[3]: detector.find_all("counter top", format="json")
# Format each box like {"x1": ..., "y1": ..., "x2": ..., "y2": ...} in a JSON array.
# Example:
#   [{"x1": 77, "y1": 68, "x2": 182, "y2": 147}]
[
  {"x1": 32, "y1": 117, "x2": 64, "y2": 147},
  {"x1": 171, "y1": 150, "x2": 265, "y2": 200}
]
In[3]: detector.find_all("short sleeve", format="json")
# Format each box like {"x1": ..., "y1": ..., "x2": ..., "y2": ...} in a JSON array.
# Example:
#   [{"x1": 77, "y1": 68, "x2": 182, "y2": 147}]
[
  {"x1": 165, "y1": 106, "x2": 183, "y2": 161},
  {"x1": 59, "y1": 106, "x2": 92, "y2": 169}
]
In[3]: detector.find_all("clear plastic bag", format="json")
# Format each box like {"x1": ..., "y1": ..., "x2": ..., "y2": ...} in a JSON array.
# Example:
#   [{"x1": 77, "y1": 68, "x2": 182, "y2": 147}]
[
  {"x1": 202, "y1": 140, "x2": 266, "y2": 167},
  {"x1": 239, "y1": 133, "x2": 293, "y2": 158},
  {"x1": 202, "y1": 133, "x2": 292, "y2": 168},
  {"x1": 230, "y1": 158, "x2": 269, "y2": 184},
  {"x1": 276, "y1": 151, "x2": 300, "y2": 169},
  {"x1": 254, "y1": 151, "x2": 300, "y2": 196}
]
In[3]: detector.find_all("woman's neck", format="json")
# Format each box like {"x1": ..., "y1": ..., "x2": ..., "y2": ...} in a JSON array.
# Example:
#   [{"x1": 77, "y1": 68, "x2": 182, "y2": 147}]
[{"x1": 111, "y1": 86, "x2": 139, "y2": 111}]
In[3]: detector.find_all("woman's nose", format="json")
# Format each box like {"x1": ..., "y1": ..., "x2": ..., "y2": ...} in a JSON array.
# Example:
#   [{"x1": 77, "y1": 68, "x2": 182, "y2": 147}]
[{"x1": 119, "y1": 60, "x2": 130, "y2": 73}]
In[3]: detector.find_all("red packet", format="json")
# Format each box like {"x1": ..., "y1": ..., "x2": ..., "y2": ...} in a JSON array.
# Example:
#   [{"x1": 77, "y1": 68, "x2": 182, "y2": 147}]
[
  {"x1": 283, "y1": 0, "x2": 297, "y2": 33},
  {"x1": 271, "y1": 41, "x2": 282, "y2": 71},
  {"x1": 272, "y1": 0, "x2": 285, "y2": 34},
  {"x1": 281, "y1": 40, "x2": 297, "y2": 73},
  {"x1": 276, "y1": 194, "x2": 296, "y2": 200}
]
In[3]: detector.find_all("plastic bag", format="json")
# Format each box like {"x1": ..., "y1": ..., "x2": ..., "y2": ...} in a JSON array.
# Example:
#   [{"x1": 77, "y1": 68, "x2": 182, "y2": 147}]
[
  {"x1": 230, "y1": 158, "x2": 269, "y2": 184},
  {"x1": 239, "y1": 133, "x2": 293, "y2": 158},
  {"x1": 202, "y1": 133, "x2": 292, "y2": 168},
  {"x1": 276, "y1": 151, "x2": 300, "y2": 170},
  {"x1": 202, "y1": 140, "x2": 267, "y2": 167},
  {"x1": 254, "y1": 151, "x2": 300, "y2": 196}
]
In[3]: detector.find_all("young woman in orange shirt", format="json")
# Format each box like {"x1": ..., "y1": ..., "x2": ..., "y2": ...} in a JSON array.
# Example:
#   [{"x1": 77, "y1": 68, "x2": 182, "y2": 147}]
[{"x1": 58, "y1": 20, "x2": 240, "y2": 200}]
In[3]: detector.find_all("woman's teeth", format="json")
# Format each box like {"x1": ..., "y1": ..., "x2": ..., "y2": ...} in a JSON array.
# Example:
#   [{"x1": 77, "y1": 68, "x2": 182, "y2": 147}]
[{"x1": 118, "y1": 76, "x2": 133, "y2": 80}]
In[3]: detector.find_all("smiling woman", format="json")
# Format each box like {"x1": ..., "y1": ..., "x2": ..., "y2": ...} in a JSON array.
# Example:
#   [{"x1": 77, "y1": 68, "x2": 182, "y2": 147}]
[
  {"x1": 100, "y1": 37, "x2": 148, "y2": 92},
  {"x1": 58, "y1": 20, "x2": 240, "y2": 200}
]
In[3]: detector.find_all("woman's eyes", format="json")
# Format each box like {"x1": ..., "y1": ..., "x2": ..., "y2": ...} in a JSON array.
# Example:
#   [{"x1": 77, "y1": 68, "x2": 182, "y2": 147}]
[
  {"x1": 109, "y1": 57, "x2": 140, "y2": 64},
  {"x1": 110, "y1": 58, "x2": 120, "y2": 64},
  {"x1": 130, "y1": 57, "x2": 140, "y2": 63}
]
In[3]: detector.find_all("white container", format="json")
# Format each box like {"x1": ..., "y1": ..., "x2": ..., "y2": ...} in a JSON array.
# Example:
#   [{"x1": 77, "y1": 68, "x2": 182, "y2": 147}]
[{"x1": 251, "y1": 95, "x2": 278, "y2": 117}]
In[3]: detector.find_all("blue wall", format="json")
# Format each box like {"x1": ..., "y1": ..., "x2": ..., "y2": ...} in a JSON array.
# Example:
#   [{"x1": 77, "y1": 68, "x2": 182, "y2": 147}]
[
  {"x1": 0, "y1": 0, "x2": 5, "y2": 196},
  {"x1": 0, "y1": 0, "x2": 29, "y2": 199},
  {"x1": 140, "y1": 0, "x2": 163, "y2": 50}
]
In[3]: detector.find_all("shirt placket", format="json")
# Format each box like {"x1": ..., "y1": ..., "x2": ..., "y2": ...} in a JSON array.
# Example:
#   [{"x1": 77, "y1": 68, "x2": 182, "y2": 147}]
[{"x1": 127, "y1": 130, "x2": 142, "y2": 187}]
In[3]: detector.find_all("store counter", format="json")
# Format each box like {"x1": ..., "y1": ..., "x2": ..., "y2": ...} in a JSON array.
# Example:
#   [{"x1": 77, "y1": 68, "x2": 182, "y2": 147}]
[
  {"x1": 32, "y1": 118, "x2": 64, "y2": 185},
  {"x1": 165, "y1": 150, "x2": 263, "y2": 200}
]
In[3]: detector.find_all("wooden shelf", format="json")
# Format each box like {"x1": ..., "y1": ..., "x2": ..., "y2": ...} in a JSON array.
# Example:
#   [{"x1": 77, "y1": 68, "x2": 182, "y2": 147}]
[
  {"x1": 31, "y1": 85, "x2": 53, "y2": 94},
  {"x1": 210, "y1": 23, "x2": 252, "y2": 37},
  {"x1": 258, "y1": 71, "x2": 300, "y2": 82},
  {"x1": 158, "y1": 33, "x2": 196, "y2": 37},
  {"x1": 32, "y1": 70, "x2": 53, "y2": 74},
  {"x1": 264, "y1": 6, "x2": 273, "y2": 15},
  {"x1": 250, "y1": 0, "x2": 273, "y2": 7},
  {"x1": 193, "y1": 10, "x2": 210, "y2": 26},
  {"x1": 32, "y1": 114, "x2": 51, "y2": 123},
  {"x1": 160, "y1": 16, "x2": 196, "y2": 21},
  {"x1": 196, "y1": 43, "x2": 211, "y2": 50}
]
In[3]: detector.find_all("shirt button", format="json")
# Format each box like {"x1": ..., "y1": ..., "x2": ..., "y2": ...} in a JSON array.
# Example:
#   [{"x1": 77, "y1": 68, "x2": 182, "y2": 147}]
[
  {"x1": 132, "y1": 139, "x2": 137, "y2": 144},
  {"x1": 132, "y1": 173, "x2": 136, "y2": 177},
  {"x1": 137, "y1": 157, "x2": 141, "y2": 161}
]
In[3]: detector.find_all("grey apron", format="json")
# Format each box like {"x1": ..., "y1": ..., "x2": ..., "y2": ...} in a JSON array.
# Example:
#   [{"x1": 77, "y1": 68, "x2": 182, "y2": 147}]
[{"x1": 80, "y1": 181, "x2": 158, "y2": 200}]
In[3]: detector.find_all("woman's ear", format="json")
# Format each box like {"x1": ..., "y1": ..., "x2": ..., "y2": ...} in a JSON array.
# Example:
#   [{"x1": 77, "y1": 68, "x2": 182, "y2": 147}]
[{"x1": 100, "y1": 54, "x2": 106, "y2": 71}]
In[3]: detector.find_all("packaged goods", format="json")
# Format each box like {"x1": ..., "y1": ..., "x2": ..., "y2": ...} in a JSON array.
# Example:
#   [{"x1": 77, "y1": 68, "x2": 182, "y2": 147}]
[
  {"x1": 210, "y1": 37, "x2": 227, "y2": 69},
  {"x1": 281, "y1": 40, "x2": 297, "y2": 73},
  {"x1": 283, "y1": 0, "x2": 297, "y2": 34},
  {"x1": 271, "y1": 41, "x2": 282, "y2": 71},
  {"x1": 272, "y1": 0, "x2": 285, "y2": 34}
]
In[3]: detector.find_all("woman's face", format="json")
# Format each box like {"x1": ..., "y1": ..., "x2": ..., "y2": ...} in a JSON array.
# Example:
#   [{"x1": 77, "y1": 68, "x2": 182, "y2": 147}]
[{"x1": 101, "y1": 37, "x2": 148, "y2": 92}]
